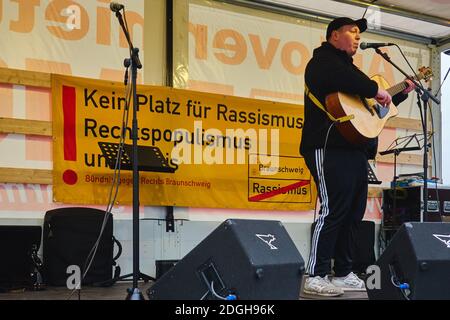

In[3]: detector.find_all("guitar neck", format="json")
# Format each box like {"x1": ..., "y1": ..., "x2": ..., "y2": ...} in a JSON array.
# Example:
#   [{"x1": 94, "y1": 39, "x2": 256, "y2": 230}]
[
  {"x1": 387, "y1": 72, "x2": 425, "y2": 96},
  {"x1": 387, "y1": 81, "x2": 408, "y2": 96}
]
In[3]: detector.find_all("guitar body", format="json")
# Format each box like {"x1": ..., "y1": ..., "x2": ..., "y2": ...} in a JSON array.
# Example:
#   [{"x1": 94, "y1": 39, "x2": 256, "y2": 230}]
[{"x1": 326, "y1": 75, "x2": 399, "y2": 145}]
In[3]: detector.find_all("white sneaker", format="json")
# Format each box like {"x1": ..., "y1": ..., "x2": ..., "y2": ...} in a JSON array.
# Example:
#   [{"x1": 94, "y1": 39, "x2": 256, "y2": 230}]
[
  {"x1": 303, "y1": 275, "x2": 344, "y2": 297},
  {"x1": 331, "y1": 272, "x2": 366, "y2": 291}
]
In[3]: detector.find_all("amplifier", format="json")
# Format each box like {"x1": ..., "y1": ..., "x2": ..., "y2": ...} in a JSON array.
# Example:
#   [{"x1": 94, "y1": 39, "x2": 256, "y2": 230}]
[{"x1": 382, "y1": 185, "x2": 450, "y2": 229}]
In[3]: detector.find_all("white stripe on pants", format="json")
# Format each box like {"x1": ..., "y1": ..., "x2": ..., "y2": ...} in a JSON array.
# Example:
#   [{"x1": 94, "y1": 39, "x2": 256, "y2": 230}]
[{"x1": 307, "y1": 148, "x2": 330, "y2": 275}]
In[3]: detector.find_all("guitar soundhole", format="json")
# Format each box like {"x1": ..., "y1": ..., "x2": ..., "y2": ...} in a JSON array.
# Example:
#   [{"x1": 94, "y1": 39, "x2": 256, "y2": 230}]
[{"x1": 374, "y1": 103, "x2": 389, "y2": 119}]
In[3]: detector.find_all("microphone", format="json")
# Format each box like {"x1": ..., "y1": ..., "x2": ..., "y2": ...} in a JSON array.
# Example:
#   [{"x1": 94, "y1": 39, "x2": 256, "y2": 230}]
[
  {"x1": 110, "y1": 2, "x2": 124, "y2": 12},
  {"x1": 360, "y1": 42, "x2": 395, "y2": 50}
]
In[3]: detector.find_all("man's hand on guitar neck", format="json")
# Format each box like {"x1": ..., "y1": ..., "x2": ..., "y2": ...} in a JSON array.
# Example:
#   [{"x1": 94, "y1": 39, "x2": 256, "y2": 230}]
[
  {"x1": 375, "y1": 89, "x2": 392, "y2": 107},
  {"x1": 402, "y1": 79, "x2": 416, "y2": 94}
]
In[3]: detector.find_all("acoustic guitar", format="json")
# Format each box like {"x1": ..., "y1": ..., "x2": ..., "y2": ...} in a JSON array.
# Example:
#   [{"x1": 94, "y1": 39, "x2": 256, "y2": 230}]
[{"x1": 325, "y1": 66, "x2": 433, "y2": 145}]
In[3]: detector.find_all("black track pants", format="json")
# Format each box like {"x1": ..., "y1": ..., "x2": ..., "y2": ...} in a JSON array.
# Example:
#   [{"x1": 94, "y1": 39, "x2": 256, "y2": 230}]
[{"x1": 303, "y1": 148, "x2": 368, "y2": 277}]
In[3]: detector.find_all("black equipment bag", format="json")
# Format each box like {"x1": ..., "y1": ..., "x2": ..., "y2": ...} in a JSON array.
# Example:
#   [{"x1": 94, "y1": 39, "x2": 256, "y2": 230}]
[
  {"x1": 42, "y1": 207, "x2": 122, "y2": 286},
  {"x1": 0, "y1": 226, "x2": 44, "y2": 291}
]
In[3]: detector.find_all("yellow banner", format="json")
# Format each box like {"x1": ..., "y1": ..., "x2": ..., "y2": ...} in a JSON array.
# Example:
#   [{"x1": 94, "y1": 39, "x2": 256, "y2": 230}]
[{"x1": 52, "y1": 74, "x2": 316, "y2": 210}]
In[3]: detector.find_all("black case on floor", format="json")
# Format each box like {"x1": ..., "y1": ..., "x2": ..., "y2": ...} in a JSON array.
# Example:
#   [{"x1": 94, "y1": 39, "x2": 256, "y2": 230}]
[
  {"x1": 42, "y1": 207, "x2": 120, "y2": 286},
  {"x1": 0, "y1": 226, "x2": 42, "y2": 291}
]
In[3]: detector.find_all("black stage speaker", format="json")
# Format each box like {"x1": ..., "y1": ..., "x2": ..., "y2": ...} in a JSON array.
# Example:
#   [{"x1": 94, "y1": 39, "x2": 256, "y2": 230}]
[
  {"x1": 0, "y1": 226, "x2": 42, "y2": 290},
  {"x1": 147, "y1": 219, "x2": 305, "y2": 300},
  {"x1": 367, "y1": 222, "x2": 450, "y2": 300},
  {"x1": 43, "y1": 207, "x2": 119, "y2": 286}
]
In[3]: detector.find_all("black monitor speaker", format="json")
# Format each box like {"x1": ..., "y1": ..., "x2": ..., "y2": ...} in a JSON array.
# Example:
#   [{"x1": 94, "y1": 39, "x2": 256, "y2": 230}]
[
  {"x1": 367, "y1": 222, "x2": 450, "y2": 300},
  {"x1": 147, "y1": 219, "x2": 305, "y2": 300}
]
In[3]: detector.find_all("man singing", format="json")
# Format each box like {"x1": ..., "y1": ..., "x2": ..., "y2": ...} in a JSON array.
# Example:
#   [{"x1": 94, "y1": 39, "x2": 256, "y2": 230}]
[{"x1": 301, "y1": 17, "x2": 415, "y2": 297}]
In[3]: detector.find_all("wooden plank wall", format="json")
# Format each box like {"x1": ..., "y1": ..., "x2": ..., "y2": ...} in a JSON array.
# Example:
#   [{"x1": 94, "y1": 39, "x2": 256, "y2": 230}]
[{"x1": 0, "y1": 67, "x2": 430, "y2": 198}]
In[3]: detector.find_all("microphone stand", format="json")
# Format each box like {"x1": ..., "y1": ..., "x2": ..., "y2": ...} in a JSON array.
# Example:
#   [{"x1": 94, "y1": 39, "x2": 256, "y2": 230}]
[
  {"x1": 112, "y1": 8, "x2": 145, "y2": 300},
  {"x1": 373, "y1": 48, "x2": 441, "y2": 222}
]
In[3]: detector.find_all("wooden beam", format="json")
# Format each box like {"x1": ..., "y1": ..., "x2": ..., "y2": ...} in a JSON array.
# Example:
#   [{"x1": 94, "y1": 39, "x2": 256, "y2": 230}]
[
  {"x1": 0, "y1": 67, "x2": 51, "y2": 88},
  {"x1": 386, "y1": 117, "x2": 422, "y2": 131},
  {"x1": 376, "y1": 153, "x2": 430, "y2": 166},
  {"x1": 0, "y1": 118, "x2": 52, "y2": 136},
  {"x1": 0, "y1": 166, "x2": 385, "y2": 198},
  {"x1": 0, "y1": 168, "x2": 52, "y2": 185},
  {"x1": 368, "y1": 186, "x2": 382, "y2": 198},
  {"x1": 0, "y1": 67, "x2": 429, "y2": 135}
]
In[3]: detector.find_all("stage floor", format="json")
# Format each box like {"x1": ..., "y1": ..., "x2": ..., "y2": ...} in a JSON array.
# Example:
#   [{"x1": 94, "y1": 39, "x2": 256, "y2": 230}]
[{"x1": 0, "y1": 278, "x2": 368, "y2": 300}]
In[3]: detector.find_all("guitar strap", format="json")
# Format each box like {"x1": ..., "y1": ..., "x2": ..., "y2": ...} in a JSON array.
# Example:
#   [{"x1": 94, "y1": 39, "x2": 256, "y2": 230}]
[{"x1": 304, "y1": 84, "x2": 354, "y2": 123}]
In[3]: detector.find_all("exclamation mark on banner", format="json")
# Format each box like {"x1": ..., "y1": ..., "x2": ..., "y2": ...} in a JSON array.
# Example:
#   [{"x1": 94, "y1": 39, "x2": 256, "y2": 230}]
[{"x1": 62, "y1": 85, "x2": 78, "y2": 185}]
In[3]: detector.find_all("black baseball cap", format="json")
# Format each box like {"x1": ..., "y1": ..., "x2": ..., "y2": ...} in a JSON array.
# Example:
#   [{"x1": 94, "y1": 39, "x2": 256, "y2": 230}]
[{"x1": 326, "y1": 17, "x2": 367, "y2": 39}]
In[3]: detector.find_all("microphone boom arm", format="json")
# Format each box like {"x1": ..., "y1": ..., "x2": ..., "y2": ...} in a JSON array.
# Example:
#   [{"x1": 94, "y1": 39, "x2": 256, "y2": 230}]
[
  {"x1": 113, "y1": 10, "x2": 142, "y2": 69},
  {"x1": 374, "y1": 48, "x2": 440, "y2": 105}
]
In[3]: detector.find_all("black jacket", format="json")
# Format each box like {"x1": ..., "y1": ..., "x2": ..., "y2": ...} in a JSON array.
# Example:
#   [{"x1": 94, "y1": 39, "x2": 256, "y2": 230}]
[{"x1": 300, "y1": 42, "x2": 407, "y2": 158}]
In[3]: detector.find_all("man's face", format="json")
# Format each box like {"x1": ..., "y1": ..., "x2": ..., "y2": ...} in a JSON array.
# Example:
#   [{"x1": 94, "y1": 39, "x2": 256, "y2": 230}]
[{"x1": 331, "y1": 24, "x2": 361, "y2": 56}]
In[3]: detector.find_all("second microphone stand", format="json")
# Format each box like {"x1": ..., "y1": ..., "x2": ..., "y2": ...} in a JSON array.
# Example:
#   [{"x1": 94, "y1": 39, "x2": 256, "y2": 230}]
[{"x1": 374, "y1": 48, "x2": 440, "y2": 222}]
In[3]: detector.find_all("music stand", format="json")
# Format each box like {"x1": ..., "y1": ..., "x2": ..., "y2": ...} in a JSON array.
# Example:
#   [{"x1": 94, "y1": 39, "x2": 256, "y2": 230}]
[
  {"x1": 367, "y1": 161, "x2": 382, "y2": 185},
  {"x1": 98, "y1": 142, "x2": 177, "y2": 286},
  {"x1": 379, "y1": 134, "x2": 422, "y2": 227},
  {"x1": 99, "y1": 142, "x2": 178, "y2": 173}
]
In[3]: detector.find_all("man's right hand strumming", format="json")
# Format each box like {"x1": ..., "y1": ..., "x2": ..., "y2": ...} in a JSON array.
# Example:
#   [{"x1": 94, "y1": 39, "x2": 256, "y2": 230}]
[{"x1": 375, "y1": 89, "x2": 392, "y2": 107}]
